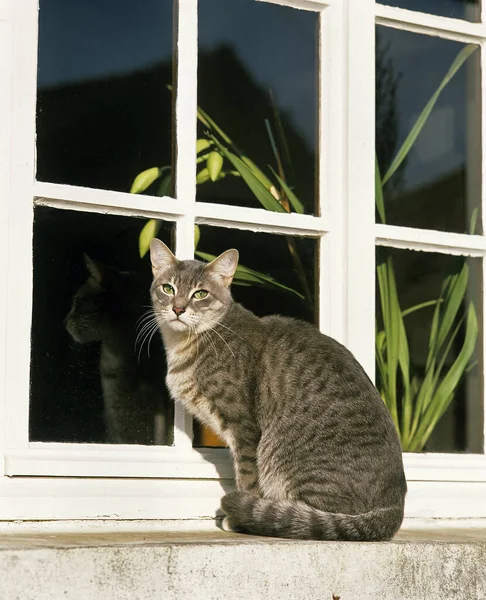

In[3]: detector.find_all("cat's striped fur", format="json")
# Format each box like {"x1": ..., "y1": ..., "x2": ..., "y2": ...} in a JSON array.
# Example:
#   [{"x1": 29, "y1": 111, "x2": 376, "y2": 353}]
[{"x1": 150, "y1": 239, "x2": 407, "y2": 541}]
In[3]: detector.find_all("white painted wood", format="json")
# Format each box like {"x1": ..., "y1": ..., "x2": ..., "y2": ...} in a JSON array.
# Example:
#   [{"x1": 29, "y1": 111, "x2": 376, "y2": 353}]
[
  {"x1": 4, "y1": 0, "x2": 38, "y2": 452},
  {"x1": 195, "y1": 202, "x2": 327, "y2": 236},
  {"x1": 376, "y1": 223, "x2": 486, "y2": 256},
  {"x1": 0, "y1": 476, "x2": 485, "y2": 520},
  {"x1": 256, "y1": 0, "x2": 329, "y2": 11},
  {"x1": 0, "y1": 477, "x2": 231, "y2": 521},
  {"x1": 375, "y1": 3, "x2": 486, "y2": 43},
  {"x1": 174, "y1": 0, "x2": 198, "y2": 209},
  {"x1": 5, "y1": 445, "x2": 234, "y2": 479},
  {"x1": 316, "y1": 3, "x2": 346, "y2": 342},
  {"x1": 34, "y1": 182, "x2": 182, "y2": 219},
  {"x1": 34, "y1": 183, "x2": 327, "y2": 234},
  {"x1": 5, "y1": 445, "x2": 485, "y2": 482},
  {"x1": 345, "y1": 0, "x2": 376, "y2": 379},
  {"x1": 403, "y1": 453, "x2": 486, "y2": 482},
  {"x1": 405, "y1": 481, "x2": 486, "y2": 518},
  {"x1": 0, "y1": 0, "x2": 13, "y2": 479}
]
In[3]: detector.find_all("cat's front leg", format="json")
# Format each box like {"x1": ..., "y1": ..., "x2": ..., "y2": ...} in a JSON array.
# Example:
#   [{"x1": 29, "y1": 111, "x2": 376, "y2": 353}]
[{"x1": 229, "y1": 434, "x2": 260, "y2": 495}]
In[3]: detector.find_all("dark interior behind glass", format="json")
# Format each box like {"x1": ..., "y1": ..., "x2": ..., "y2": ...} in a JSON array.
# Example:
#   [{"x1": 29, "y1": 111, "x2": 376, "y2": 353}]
[
  {"x1": 36, "y1": 0, "x2": 173, "y2": 193},
  {"x1": 30, "y1": 208, "x2": 174, "y2": 444}
]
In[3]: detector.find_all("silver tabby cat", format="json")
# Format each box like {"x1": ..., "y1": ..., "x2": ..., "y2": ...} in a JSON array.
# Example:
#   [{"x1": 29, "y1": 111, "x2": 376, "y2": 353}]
[
  {"x1": 150, "y1": 239, "x2": 407, "y2": 541},
  {"x1": 65, "y1": 255, "x2": 172, "y2": 445}
]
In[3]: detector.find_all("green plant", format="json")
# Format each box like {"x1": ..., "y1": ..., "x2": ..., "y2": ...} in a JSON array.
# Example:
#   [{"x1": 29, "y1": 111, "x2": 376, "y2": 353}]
[
  {"x1": 132, "y1": 96, "x2": 312, "y2": 305},
  {"x1": 130, "y1": 44, "x2": 479, "y2": 451},
  {"x1": 375, "y1": 44, "x2": 478, "y2": 451}
]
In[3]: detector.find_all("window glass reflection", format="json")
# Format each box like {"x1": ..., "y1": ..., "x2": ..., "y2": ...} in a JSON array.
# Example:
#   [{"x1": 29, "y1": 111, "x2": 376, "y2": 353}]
[
  {"x1": 30, "y1": 208, "x2": 174, "y2": 445},
  {"x1": 376, "y1": 27, "x2": 480, "y2": 233},
  {"x1": 197, "y1": 0, "x2": 318, "y2": 215},
  {"x1": 36, "y1": 0, "x2": 173, "y2": 194}
]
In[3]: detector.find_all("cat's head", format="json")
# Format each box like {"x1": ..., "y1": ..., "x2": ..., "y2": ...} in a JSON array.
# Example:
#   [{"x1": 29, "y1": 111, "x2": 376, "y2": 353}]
[
  {"x1": 149, "y1": 239, "x2": 238, "y2": 334},
  {"x1": 65, "y1": 255, "x2": 137, "y2": 344}
]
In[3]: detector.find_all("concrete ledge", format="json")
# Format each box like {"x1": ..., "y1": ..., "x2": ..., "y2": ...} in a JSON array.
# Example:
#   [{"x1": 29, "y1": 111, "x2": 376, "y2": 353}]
[{"x1": 1, "y1": 523, "x2": 485, "y2": 600}]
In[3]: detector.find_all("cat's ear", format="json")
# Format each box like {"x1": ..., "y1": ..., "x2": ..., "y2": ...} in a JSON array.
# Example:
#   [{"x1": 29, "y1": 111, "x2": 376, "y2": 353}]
[
  {"x1": 205, "y1": 249, "x2": 239, "y2": 287},
  {"x1": 150, "y1": 238, "x2": 178, "y2": 276},
  {"x1": 84, "y1": 254, "x2": 103, "y2": 285}
]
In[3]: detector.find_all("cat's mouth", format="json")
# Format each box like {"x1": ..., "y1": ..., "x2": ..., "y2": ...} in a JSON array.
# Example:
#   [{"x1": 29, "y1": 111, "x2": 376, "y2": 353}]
[{"x1": 167, "y1": 317, "x2": 189, "y2": 331}]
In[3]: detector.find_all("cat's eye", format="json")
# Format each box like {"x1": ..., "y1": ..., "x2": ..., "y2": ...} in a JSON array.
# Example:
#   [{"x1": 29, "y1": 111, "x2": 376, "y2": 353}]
[
  {"x1": 193, "y1": 289, "x2": 208, "y2": 300},
  {"x1": 162, "y1": 284, "x2": 175, "y2": 295}
]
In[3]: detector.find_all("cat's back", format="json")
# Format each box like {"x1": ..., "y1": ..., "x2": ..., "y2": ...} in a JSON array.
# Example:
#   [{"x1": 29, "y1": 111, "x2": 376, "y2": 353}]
[
  {"x1": 228, "y1": 307, "x2": 378, "y2": 396},
  {"x1": 256, "y1": 313, "x2": 397, "y2": 435},
  {"x1": 259, "y1": 314, "x2": 370, "y2": 381}
]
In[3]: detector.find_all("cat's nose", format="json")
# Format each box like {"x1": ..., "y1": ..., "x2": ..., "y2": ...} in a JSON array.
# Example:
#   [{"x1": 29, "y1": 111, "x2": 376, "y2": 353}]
[{"x1": 173, "y1": 306, "x2": 186, "y2": 317}]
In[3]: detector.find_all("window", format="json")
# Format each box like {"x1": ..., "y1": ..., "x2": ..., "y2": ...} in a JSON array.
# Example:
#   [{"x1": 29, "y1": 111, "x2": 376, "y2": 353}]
[
  {"x1": 375, "y1": 0, "x2": 486, "y2": 515},
  {"x1": 0, "y1": 0, "x2": 485, "y2": 522}
]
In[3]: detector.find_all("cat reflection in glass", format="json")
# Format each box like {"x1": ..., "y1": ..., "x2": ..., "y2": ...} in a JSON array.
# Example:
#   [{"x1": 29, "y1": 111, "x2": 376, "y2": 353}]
[
  {"x1": 149, "y1": 239, "x2": 407, "y2": 541},
  {"x1": 65, "y1": 255, "x2": 172, "y2": 445}
]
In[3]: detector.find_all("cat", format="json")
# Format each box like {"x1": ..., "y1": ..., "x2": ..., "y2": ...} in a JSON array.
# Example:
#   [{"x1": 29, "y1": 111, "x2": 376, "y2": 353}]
[
  {"x1": 149, "y1": 238, "x2": 407, "y2": 541},
  {"x1": 65, "y1": 254, "x2": 172, "y2": 445}
]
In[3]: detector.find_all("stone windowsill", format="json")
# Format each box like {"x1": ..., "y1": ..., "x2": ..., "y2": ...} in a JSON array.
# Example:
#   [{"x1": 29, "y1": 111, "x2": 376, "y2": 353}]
[{"x1": 1, "y1": 519, "x2": 485, "y2": 599}]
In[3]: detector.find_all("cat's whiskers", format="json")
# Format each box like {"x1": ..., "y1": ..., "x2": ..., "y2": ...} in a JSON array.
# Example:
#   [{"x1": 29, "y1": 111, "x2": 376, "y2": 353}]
[
  {"x1": 200, "y1": 328, "x2": 219, "y2": 358},
  {"x1": 135, "y1": 318, "x2": 157, "y2": 349},
  {"x1": 136, "y1": 309, "x2": 157, "y2": 327},
  {"x1": 135, "y1": 322, "x2": 156, "y2": 346},
  {"x1": 135, "y1": 309, "x2": 159, "y2": 332},
  {"x1": 214, "y1": 320, "x2": 245, "y2": 341},
  {"x1": 146, "y1": 317, "x2": 165, "y2": 359},
  {"x1": 136, "y1": 322, "x2": 159, "y2": 361},
  {"x1": 136, "y1": 313, "x2": 167, "y2": 361},
  {"x1": 205, "y1": 324, "x2": 235, "y2": 359}
]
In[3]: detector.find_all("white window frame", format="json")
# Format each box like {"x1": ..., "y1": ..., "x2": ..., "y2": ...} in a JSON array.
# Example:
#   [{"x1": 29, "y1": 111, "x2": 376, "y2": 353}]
[{"x1": 0, "y1": 0, "x2": 485, "y2": 522}]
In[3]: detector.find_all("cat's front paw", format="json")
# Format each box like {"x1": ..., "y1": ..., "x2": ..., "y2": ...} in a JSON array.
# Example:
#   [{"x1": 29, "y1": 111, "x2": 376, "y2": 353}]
[{"x1": 221, "y1": 516, "x2": 236, "y2": 532}]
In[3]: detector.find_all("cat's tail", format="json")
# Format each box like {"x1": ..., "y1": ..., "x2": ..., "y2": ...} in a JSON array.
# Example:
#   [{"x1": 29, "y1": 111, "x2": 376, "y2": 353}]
[{"x1": 221, "y1": 491, "x2": 404, "y2": 541}]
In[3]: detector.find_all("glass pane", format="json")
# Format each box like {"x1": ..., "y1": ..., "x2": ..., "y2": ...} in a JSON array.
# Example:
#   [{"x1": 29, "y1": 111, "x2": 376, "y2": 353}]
[
  {"x1": 376, "y1": 27, "x2": 481, "y2": 233},
  {"x1": 36, "y1": 0, "x2": 173, "y2": 195},
  {"x1": 30, "y1": 207, "x2": 174, "y2": 445},
  {"x1": 379, "y1": 0, "x2": 480, "y2": 22},
  {"x1": 197, "y1": 0, "x2": 318, "y2": 215},
  {"x1": 193, "y1": 226, "x2": 318, "y2": 447},
  {"x1": 375, "y1": 247, "x2": 483, "y2": 453}
]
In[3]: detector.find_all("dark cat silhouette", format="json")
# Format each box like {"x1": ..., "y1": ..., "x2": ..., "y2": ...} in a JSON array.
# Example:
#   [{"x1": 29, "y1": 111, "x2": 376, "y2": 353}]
[{"x1": 65, "y1": 255, "x2": 172, "y2": 445}]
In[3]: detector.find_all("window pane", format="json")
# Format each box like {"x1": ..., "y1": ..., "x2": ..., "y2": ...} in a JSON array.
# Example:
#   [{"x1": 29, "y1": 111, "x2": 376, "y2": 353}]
[
  {"x1": 197, "y1": 0, "x2": 318, "y2": 215},
  {"x1": 36, "y1": 0, "x2": 173, "y2": 195},
  {"x1": 30, "y1": 208, "x2": 174, "y2": 445},
  {"x1": 379, "y1": 0, "x2": 480, "y2": 22},
  {"x1": 376, "y1": 27, "x2": 481, "y2": 233},
  {"x1": 376, "y1": 247, "x2": 483, "y2": 453},
  {"x1": 193, "y1": 226, "x2": 318, "y2": 447}
]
